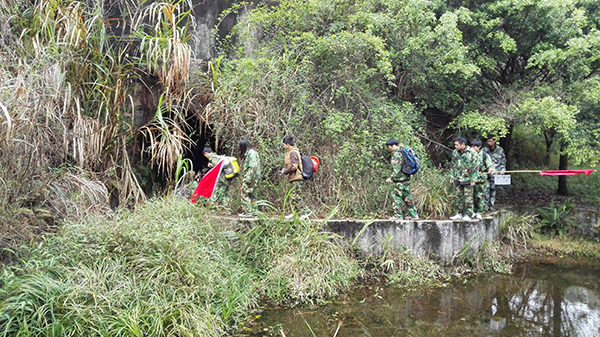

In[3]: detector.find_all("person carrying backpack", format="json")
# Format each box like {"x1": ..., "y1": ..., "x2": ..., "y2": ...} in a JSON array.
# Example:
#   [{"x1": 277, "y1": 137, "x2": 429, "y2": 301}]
[
  {"x1": 385, "y1": 138, "x2": 419, "y2": 220},
  {"x1": 203, "y1": 147, "x2": 235, "y2": 213},
  {"x1": 280, "y1": 135, "x2": 312, "y2": 220}
]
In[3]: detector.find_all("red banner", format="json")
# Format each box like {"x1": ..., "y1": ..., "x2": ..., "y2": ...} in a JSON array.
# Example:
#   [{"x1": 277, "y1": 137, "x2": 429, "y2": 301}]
[
  {"x1": 191, "y1": 160, "x2": 223, "y2": 203},
  {"x1": 539, "y1": 170, "x2": 596, "y2": 176}
]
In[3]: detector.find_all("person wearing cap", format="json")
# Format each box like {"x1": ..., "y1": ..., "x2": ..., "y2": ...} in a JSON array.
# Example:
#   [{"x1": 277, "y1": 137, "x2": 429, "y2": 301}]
[
  {"x1": 482, "y1": 137, "x2": 506, "y2": 211},
  {"x1": 385, "y1": 138, "x2": 419, "y2": 221}
]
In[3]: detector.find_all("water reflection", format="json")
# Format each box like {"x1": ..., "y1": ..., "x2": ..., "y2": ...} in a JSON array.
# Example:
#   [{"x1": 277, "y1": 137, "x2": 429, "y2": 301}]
[{"x1": 241, "y1": 258, "x2": 600, "y2": 336}]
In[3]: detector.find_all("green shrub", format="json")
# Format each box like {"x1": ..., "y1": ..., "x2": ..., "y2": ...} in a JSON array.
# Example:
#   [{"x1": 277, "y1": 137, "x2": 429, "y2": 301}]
[
  {"x1": 0, "y1": 197, "x2": 361, "y2": 336},
  {"x1": 535, "y1": 200, "x2": 575, "y2": 237},
  {"x1": 239, "y1": 209, "x2": 360, "y2": 303}
]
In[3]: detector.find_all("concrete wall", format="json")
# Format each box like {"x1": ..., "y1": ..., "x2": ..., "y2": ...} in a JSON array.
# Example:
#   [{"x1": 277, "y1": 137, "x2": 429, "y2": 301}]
[
  {"x1": 573, "y1": 208, "x2": 600, "y2": 238},
  {"x1": 324, "y1": 212, "x2": 509, "y2": 264}
]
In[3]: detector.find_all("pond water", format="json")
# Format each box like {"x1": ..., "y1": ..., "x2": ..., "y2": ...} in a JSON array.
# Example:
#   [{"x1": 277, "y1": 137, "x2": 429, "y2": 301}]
[{"x1": 239, "y1": 257, "x2": 600, "y2": 336}]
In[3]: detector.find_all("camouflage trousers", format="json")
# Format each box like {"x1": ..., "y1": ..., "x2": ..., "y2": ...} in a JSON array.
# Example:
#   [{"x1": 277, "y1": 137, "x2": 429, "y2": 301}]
[
  {"x1": 288, "y1": 180, "x2": 309, "y2": 214},
  {"x1": 241, "y1": 179, "x2": 259, "y2": 213},
  {"x1": 212, "y1": 177, "x2": 231, "y2": 210},
  {"x1": 392, "y1": 181, "x2": 418, "y2": 219},
  {"x1": 485, "y1": 179, "x2": 497, "y2": 209},
  {"x1": 473, "y1": 182, "x2": 486, "y2": 214},
  {"x1": 456, "y1": 184, "x2": 474, "y2": 216}
]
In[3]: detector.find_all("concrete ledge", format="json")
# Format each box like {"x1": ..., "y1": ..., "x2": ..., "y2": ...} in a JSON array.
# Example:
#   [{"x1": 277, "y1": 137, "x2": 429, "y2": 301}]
[{"x1": 324, "y1": 212, "x2": 508, "y2": 264}]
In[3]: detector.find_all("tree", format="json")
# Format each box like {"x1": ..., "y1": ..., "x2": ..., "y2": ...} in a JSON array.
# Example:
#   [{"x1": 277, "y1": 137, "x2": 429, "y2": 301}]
[{"x1": 446, "y1": 0, "x2": 600, "y2": 194}]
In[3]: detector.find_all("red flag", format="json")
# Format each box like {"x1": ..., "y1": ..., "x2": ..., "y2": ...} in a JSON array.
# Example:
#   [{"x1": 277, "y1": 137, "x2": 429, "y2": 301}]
[
  {"x1": 191, "y1": 160, "x2": 223, "y2": 203},
  {"x1": 539, "y1": 170, "x2": 596, "y2": 176}
]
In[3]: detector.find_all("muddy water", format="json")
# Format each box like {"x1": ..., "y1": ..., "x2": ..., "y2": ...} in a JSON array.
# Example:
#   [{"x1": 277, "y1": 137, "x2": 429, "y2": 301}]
[{"x1": 241, "y1": 258, "x2": 600, "y2": 336}]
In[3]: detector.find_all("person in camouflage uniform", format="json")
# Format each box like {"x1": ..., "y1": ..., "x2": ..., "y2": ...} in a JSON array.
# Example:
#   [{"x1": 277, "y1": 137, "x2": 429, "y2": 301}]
[
  {"x1": 203, "y1": 147, "x2": 232, "y2": 212},
  {"x1": 449, "y1": 136, "x2": 479, "y2": 221},
  {"x1": 174, "y1": 170, "x2": 195, "y2": 200},
  {"x1": 280, "y1": 136, "x2": 311, "y2": 219},
  {"x1": 482, "y1": 137, "x2": 506, "y2": 211},
  {"x1": 385, "y1": 138, "x2": 419, "y2": 220},
  {"x1": 470, "y1": 139, "x2": 494, "y2": 219},
  {"x1": 239, "y1": 139, "x2": 261, "y2": 216}
]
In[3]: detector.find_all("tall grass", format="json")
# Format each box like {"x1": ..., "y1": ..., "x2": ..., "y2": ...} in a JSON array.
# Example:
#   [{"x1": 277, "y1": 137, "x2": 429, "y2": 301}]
[
  {"x1": 0, "y1": 0, "x2": 204, "y2": 254},
  {"x1": 0, "y1": 198, "x2": 254, "y2": 336},
  {"x1": 411, "y1": 167, "x2": 454, "y2": 219},
  {"x1": 239, "y1": 209, "x2": 360, "y2": 303},
  {"x1": 0, "y1": 197, "x2": 360, "y2": 335}
]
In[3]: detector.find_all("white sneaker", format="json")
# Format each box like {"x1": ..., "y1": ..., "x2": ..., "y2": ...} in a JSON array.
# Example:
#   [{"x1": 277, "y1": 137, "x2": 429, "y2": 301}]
[
  {"x1": 473, "y1": 213, "x2": 483, "y2": 220},
  {"x1": 299, "y1": 212, "x2": 313, "y2": 220},
  {"x1": 449, "y1": 213, "x2": 463, "y2": 220},
  {"x1": 284, "y1": 213, "x2": 294, "y2": 219},
  {"x1": 462, "y1": 215, "x2": 472, "y2": 221}
]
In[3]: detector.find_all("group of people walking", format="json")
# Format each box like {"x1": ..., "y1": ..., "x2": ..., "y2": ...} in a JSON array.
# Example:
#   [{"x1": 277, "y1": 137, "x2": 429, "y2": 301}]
[
  {"x1": 190, "y1": 134, "x2": 506, "y2": 221},
  {"x1": 386, "y1": 136, "x2": 506, "y2": 221},
  {"x1": 197, "y1": 135, "x2": 311, "y2": 219}
]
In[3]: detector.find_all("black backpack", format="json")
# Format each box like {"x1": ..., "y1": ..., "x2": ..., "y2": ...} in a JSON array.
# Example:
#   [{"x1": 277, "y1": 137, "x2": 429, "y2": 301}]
[
  {"x1": 401, "y1": 148, "x2": 420, "y2": 175},
  {"x1": 299, "y1": 153, "x2": 314, "y2": 180}
]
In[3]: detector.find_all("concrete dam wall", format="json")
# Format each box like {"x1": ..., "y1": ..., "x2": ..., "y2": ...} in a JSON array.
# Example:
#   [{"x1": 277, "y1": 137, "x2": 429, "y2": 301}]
[{"x1": 324, "y1": 212, "x2": 511, "y2": 264}]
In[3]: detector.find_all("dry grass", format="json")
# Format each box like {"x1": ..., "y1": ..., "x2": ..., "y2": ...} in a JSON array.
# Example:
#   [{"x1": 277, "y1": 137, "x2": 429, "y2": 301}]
[{"x1": 0, "y1": 0, "x2": 203, "y2": 254}]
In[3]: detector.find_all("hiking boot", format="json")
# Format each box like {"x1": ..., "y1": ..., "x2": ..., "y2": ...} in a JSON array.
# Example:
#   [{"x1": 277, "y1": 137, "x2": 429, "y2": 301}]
[
  {"x1": 473, "y1": 213, "x2": 483, "y2": 220},
  {"x1": 449, "y1": 213, "x2": 463, "y2": 220},
  {"x1": 388, "y1": 216, "x2": 403, "y2": 221},
  {"x1": 284, "y1": 213, "x2": 294, "y2": 219},
  {"x1": 462, "y1": 215, "x2": 472, "y2": 221}
]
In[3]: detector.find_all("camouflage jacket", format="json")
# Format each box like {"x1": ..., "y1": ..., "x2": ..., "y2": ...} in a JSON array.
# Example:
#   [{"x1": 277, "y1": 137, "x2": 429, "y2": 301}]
[
  {"x1": 243, "y1": 148, "x2": 261, "y2": 184},
  {"x1": 390, "y1": 148, "x2": 409, "y2": 182},
  {"x1": 482, "y1": 145, "x2": 506, "y2": 172},
  {"x1": 207, "y1": 153, "x2": 227, "y2": 180},
  {"x1": 474, "y1": 151, "x2": 494, "y2": 183},
  {"x1": 450, "y1": 146, "x2": 479, "y2": 184}
]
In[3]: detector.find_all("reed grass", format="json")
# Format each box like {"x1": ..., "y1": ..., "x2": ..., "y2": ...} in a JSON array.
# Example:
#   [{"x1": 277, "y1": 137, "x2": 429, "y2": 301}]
[{"x1": 0, "y1": 197, "x2": 362, "y2": 335}]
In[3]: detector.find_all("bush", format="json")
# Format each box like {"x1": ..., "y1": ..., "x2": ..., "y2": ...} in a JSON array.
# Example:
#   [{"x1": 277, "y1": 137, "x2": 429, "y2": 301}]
[
  {"x1": 535, "y1": 200, "x2": 575, "y2": 237},
  {"x1": 0, "y1": 197, "x2": 360, "y2": 336}
]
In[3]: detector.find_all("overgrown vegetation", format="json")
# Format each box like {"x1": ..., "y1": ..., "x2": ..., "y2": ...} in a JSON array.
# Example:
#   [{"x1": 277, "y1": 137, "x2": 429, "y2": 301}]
[
  {"x1": 0, "y1": 197, "x2": 359, "y2": 336},
  {"x1": 1, "y1": 0, "x2": 600, "y2": 334}
]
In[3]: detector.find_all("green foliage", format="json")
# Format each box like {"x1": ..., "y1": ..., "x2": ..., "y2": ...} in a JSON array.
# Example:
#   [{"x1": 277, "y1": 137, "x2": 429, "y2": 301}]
[
  {"x1": 452, "y1": 111, "x2": 510, "y2": 139},
  {"x1": 0, "y1": 198, "x2": 361, "y2": 335},
  {"x1": 239, "y1": 210, "x2": 360, "y2": 303},
  {"x1": 1, "y1": 198, "x2": 249, "y2": 336},
  {"x1": 499, "y1": 213, "x2": 536, "y2": 251},
  {"x1": 411, "y1": 168, "x2": 454, "y2": 219},
  {"x1": 535, "y1": 200, "x2": 575, "y2": 236},
  {"x1": 515, "y1": 96, "x2": 578, "y2": 137},
  {"x1": 378, "y1": 240, "x2": 448, "y2": 289}
]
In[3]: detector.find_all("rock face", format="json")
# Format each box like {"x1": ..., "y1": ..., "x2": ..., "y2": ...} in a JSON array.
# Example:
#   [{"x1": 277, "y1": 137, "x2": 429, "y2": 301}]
[
  {"x1": 189, "y1": 0, "x2": 263, "y2": 60},
  {"x1": 189, "y1": 0, "x2": 234, "y2": 60},
  {"x1": 324, "y1": 212, "x2": 508, "y2": 264}
]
